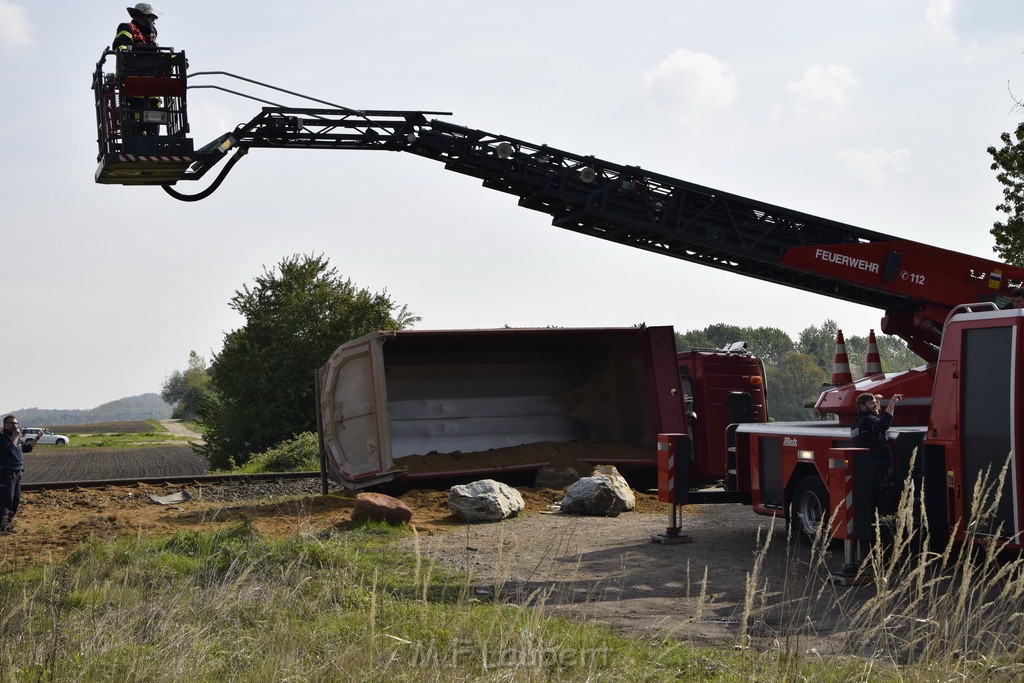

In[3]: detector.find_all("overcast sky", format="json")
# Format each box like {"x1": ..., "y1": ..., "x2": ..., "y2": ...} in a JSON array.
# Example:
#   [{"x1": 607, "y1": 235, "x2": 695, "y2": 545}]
[{"x1": 1, "y1": 1, "x2": 1022, "y2": 411}]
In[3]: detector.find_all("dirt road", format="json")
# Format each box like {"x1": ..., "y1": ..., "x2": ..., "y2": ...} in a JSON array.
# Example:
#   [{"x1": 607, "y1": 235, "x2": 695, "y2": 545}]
[
  {"x1": 409, "y1": 505, "x2": 868, "y2": 648},
  {"x1": 158, "y1": 419, "x2": 204, "y2": 441}
]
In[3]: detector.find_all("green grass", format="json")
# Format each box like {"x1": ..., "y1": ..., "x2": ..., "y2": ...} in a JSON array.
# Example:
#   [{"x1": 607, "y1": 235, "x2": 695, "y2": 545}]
[
  {"x1": 6, "y1": 448, "x2": 1023, "y2": 680},
  {"x1": 29, "y1": 421, "x2": 196, "y2": 449},
  {"x1": 233, "y1": 432, "x2": 320, "y2": 473},
  {"x1": 29, "y1": 419, "x2": 204, "y2": 449},
  {"x1": 0, "y1": 520, "x2": 883, "y2": 682},
  {"x1": 40, "y1": 421, "x2": 157, "y2": 434},
  {"x1": 47, "y1": 431, "x2": 197, "y2": 449}
]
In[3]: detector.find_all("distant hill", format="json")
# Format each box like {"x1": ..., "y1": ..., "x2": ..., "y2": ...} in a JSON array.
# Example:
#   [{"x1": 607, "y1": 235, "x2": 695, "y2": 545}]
[{"x1": 3, "y1": 393, "x2": 173, "y2": 426}]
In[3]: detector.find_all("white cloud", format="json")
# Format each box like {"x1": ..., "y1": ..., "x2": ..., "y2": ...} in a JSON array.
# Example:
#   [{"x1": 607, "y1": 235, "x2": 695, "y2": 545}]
[
  {"x1": 641, "y1": 48, "x2": 737, "y2": 124},
  {"x1": 787, "y1": 64, "x2": 859, "y2": 120},
  {"x1": 925, "y1": 0, "x2": 957, "y2": 45},
  {"x1": 0, "y1": 0, "x2": 34, "y2": 52},
  {"x1": 833, "y1": 148, "x2": 911, "y2": 185}
]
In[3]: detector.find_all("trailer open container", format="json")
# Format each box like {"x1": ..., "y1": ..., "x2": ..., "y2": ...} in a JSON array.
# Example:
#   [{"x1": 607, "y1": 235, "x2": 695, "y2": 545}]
[{"x1": 317, "y1": 326, "x2": 686, "y2": 489}]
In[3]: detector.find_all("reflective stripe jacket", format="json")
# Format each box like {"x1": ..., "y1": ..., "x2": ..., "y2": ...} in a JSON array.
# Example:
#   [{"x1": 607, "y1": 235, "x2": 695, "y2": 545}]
[{"x1": 113, "y1": 20, "x2": 157, "y2": 50}]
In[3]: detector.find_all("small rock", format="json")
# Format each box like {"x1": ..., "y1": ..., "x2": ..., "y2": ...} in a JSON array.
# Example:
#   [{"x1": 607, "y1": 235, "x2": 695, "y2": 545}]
[
  {"x1": 351, "y1": 492, "x2": 413, "y2": 525},
  {"x1": 448, "y1": 479, "x2": 525, "y2": 523}
]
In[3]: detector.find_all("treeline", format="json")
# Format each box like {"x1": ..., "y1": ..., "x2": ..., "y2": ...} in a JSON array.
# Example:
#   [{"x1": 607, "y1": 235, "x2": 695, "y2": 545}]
[
  {"x1": 676, "y1": 321, "x2": 924, "y2": 422},
  {"x1": 3, "y1": 393, "x2": 172, "y2": 426}
]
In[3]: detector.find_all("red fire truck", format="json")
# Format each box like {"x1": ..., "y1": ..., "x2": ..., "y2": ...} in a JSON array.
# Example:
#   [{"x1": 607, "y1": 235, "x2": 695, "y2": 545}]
[{"x1": 93, "y1": 48, "x2": 1024, "y2": 550}]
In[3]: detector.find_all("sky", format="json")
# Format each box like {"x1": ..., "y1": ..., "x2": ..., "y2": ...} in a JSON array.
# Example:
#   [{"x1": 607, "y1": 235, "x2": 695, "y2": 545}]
[{"x1": 1, "y1": 1, "x2": 1023, "y2": 411}]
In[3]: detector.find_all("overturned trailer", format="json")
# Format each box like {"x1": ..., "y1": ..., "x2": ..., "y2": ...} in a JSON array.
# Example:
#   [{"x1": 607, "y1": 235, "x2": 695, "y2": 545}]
[{"x1": 316, "y1": 326, "x2": 688, "y2": 489}]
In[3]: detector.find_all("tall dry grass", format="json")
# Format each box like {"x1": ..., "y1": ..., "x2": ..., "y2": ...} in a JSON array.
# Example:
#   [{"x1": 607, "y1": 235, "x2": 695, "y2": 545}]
[
  {"x1": 6, "y1": 454, "x2": 1024, "y2": 680},
  {"x1": 733, "y1": 451, "x2": 1024, "y2": 680}
]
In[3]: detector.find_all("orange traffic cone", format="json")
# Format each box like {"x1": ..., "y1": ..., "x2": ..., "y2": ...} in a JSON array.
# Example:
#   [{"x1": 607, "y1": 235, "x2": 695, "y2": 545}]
[
  {"x1": 832, "y1": 330, "x2": 853, "y2": 385},
  {"x1": 864, "y1": 329, "x2": 883, "y2": 376}
]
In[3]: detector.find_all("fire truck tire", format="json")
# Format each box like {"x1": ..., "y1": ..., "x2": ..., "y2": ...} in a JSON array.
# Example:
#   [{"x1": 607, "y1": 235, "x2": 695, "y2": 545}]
[{"x1": 790, "y1": 475, "x2": 828, "y2": 545}]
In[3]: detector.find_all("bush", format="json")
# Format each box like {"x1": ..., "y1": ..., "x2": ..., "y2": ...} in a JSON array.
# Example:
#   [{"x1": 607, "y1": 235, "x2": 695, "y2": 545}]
[
  {"x1": 235, "y1": 432, "x2": 320, "y2": 473},
  {"x1": 202, "y1": 254, "x2": 410, "y2": 469}
]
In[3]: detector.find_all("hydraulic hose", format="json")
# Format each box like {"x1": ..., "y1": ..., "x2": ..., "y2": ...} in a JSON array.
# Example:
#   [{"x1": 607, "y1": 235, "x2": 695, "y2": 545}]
[{"x1": 161, "y1": 148, "x2": 248, "y2": 202}]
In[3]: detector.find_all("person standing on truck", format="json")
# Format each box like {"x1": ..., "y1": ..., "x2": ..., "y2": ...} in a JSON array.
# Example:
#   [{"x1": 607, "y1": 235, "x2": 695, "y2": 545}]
[
  {"x1": 0, "y1": 416, "x2": 35, "y2": 535},
  {"x1": 113, "y1": 3, "x2": 160, "y2": 50},
  {"x1": 851, "y1": 393, "x2": 903, "y2": 516}
]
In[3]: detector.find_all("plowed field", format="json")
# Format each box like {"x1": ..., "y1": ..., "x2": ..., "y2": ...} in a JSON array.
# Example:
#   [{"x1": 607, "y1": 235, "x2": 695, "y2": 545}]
[{"x1": 23, "y1": 445, "x2": 208, "y2": 484}]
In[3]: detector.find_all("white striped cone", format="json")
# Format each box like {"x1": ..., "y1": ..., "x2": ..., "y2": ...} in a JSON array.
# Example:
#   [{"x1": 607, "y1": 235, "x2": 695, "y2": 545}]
[
  {"x1": 832, "y1": 330, "x2": 853, "y2": 384},
  {"x1": 864, "y1": 329, "x2": 883, "y2": 376}
]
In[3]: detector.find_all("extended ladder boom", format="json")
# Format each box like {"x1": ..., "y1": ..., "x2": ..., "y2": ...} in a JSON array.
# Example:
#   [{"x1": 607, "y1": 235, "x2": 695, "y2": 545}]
[{"x1": 93, "y1": 50, "x2": 1024, "y2": 359}]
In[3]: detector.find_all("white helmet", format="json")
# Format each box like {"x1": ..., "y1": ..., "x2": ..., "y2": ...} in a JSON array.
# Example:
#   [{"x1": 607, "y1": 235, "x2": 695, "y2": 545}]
[{"x1": 127, "y1": 3, "x2": 161, "y2": 18}]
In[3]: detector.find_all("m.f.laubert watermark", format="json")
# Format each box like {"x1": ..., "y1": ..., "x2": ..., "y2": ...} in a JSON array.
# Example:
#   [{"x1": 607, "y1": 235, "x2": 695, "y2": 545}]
[{"x1": 406, "y1": 638, "x2": 610, "y2": 670}]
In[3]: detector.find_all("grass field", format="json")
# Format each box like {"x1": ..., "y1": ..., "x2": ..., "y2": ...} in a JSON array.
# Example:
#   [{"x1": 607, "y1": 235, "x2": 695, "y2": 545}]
[
  {"x1": 30, "y1": 421, "x2": 200, "y2": 449},
  {"x1": 37, "y1": 420, "x2": 159, "y2": 434}
]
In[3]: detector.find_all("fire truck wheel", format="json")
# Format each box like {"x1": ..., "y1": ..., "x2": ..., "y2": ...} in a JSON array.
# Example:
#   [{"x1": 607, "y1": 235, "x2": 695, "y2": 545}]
[{"x1": 790, "y1": 475, "x2": 828, "y2": 545}]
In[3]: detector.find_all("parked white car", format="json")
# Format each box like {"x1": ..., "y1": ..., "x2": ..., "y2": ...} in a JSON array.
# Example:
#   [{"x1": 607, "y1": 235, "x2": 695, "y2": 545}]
[{"x1": 21, "y1": 428, "x2": 70, "y2": 445}]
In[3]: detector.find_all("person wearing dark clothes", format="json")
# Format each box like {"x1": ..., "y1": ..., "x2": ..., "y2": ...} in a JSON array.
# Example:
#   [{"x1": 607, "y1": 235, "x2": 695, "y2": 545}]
[
  {"x1": 113, "y1": 3, "x2": 160, "y2": 50},
  {"x1": 851, "y1": 392, "x2": 903, "y2": 516},
  {"x1": 112, "y1": 4, "x2": 163, "y2": 136},
  {"x1": 994, "y1": 287, "x2": 1024, "y2": 310},
  {"x1": 1, "y1": 415, "x2": 34, "y2": 534}
]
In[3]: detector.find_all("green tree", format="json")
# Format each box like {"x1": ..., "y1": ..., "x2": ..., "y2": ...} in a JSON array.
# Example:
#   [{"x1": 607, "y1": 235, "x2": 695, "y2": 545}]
[
  {"x1": 765, "y1": 352, "x2": 828, "y2": 421},
  {"x1": 989, "y1": 121, "x2": 1024, "y2": 265},
  {"x1": 675, "y1": 324, "x2": 794, "y2": 364},
  {"x1": 202, "y1": 254, "x2": 416, "y2": 469},
  {"x1": 160, "y1": 351, "x2": 212, "y2": 421},
  {"x1": 675, "y1": 323, "x2": 742, "y2": 351},
  {"x1": 876, "y1": 334, "x2": 925, "y2": 372},
  {"x1": 795, "y1": 319, "x2": 839, "y2": 371},
  {"x1": 843, "y1": 334, "x2": 867, "y2": 379},
  {"x1": 745, "y1": 328, "x2": 796, "y2": 366}
]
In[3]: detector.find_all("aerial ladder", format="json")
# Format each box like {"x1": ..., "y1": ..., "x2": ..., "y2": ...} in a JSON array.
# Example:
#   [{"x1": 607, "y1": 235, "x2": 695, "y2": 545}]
[
  {"x1": 95, "y1": 49, "x2": 1024, "y2": 549},
  {"x1": 93, "y1": 48, "x2": 1024, "y2": 367}
]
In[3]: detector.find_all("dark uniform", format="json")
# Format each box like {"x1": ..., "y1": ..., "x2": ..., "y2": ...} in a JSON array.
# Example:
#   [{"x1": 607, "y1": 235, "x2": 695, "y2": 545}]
[
  {"x1": 113, "y1": 10, "x2": 158, "y2": 51},
  {"x1": 0, "y1": 430, "x2": 33, "y2": 533},
  {"x1": 851, "y1": 409, "x2": 895, "y2": 515},
  {"x1": 112, "y1": 9, "x2": 161, "y2": 136}
]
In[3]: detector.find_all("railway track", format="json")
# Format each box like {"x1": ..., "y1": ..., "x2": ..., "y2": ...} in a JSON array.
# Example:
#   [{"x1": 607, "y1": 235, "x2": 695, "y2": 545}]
[
  {"x1": 20, "y1": 464, "x2": 546, "y2": 496},
  {"x1": 21, "y1": 460, "x2": 651, "y2": 496},
  {"x1": 21, "y1": 470, "x2": 324, "y2": 492}
]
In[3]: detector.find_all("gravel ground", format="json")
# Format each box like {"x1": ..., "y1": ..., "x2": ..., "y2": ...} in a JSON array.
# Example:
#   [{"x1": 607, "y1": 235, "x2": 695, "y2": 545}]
[
  {"x1": 184, "y1": 478, "x2": 325, "y2": 503},
  {"x1": 404, "y1": 504, "x2": 872, "y2": 647}
]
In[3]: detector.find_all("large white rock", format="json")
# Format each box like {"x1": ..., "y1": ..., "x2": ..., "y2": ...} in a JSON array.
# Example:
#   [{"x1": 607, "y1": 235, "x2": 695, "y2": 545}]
[
  {"x1": 448, "y1": 479, "x2": 526, "y2": 523},
  {"x1": 558, "y1": 465, "x2": 635, "y2": 517},
  {"x1": 592, "y1": 465, "x2": 636, "y2": 511}
]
